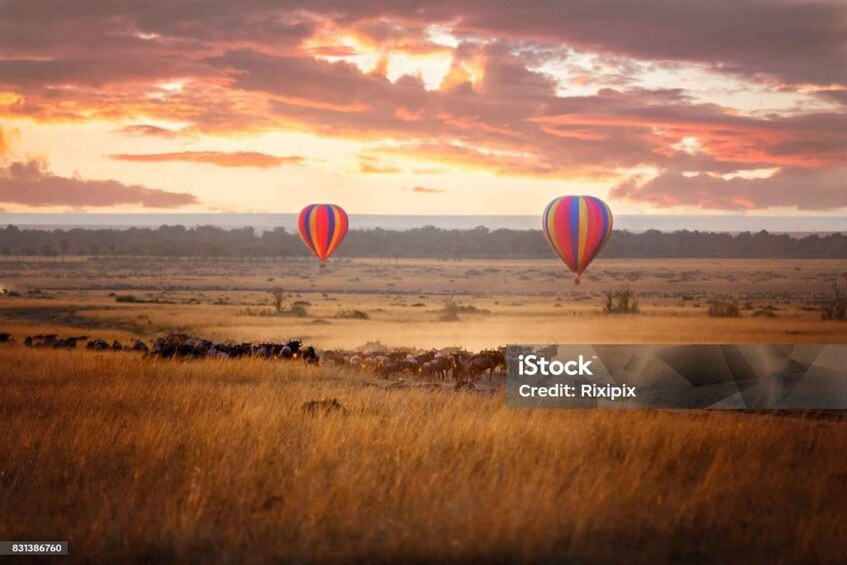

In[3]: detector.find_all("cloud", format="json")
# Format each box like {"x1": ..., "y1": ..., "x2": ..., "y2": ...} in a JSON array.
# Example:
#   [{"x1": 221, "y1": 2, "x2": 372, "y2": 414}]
[
  {"x1": 450, "y1": 0, "x2": 847, "y2": 87},
  {"x1": 0, "y1": 1, "x2": 845, "y2": 212},
  {"x1": 0, "y1": 159, "x2": 198, "y2": 208},
  {"x1": 611, "y1": 167, "x2": 847, "y2": 211},
  {"x1": 359, "y1": 156, "x2": 401, "y2": 174},
  {"x1": 410, "y1": 186, "x2": 445, "y2": 194},
  {"x1": 0, "y1": 126, "x2": 7, "y2": 155},
  {"x1": 118, "y1": 125, "x2": 183, "y2": 138},
  {"x1": 109, "y1": 151, "x2": 304, "y2": 168}
]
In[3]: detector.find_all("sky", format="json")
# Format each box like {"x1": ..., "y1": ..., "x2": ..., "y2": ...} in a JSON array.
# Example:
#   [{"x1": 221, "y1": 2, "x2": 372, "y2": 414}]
[{"x1": 0, "y1": 0, "x2": 845, "y2": 217}]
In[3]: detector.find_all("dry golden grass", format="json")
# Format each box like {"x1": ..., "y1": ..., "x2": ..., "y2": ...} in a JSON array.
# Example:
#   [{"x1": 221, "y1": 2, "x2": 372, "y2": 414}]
[
  {"x1": 2, "y1": 257, "x2": 845, "y2": 350},
  {"x1": 2, "y1": 256, "x2": 846, "y2": 561},
  {"x1": 2, "y1": 346, "x2": 846, "y2": 563}
]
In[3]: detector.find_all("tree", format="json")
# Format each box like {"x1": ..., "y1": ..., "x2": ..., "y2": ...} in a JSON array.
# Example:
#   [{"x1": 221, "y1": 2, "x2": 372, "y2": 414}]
[{"x1": 270, "y1": 288, "x2": 286, "y2": 314}]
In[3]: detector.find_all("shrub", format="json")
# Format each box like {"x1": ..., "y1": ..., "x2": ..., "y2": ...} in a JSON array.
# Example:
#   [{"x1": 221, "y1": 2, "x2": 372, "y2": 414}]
[
  {"x1": 752, "y1": 309, "x2": 777, "y2": 318},
  {"x1": 821, "y1": 281, "x2": 847, "y2": 321},
  {"x1": 439, "y1": 297, "x2": 461, "y2": 321},
  {"x1": 288, "y1": 304, "x2": 309, "y2": 318},
  {"x1": 335, "y1": 309, "x2": 370, "y2": 320},
  {"x1": 708, "y1": 300, "x2": 740, "y2": 318},
  {"x1": 238, "y1": 307, "x2": 276, "y2": 317},
  {"x1": 602, "y1": 289, "x2": 640, "y2": 315}
]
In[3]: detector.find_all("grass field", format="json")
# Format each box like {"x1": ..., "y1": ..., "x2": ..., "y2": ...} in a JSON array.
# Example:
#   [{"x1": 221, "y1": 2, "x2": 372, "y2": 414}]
[
  {"x1": 2, "y1": 348, "x2": 846, "y2": 563},
  {"x1": 1, "y1": 256, "x2": 846, "y2": 562},
  {"x1": 1, "y1": 256, "x2": 845, "y2": 349}
]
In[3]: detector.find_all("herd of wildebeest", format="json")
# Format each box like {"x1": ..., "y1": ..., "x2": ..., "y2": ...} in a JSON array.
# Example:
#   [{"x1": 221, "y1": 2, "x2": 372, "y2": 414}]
[{"x1": 3, "y1": 332, "x2": 507, "y2": 381}]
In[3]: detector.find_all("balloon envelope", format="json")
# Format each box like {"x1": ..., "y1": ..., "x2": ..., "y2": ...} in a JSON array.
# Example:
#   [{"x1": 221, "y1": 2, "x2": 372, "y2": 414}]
[
  {"x1": 542, "y1": 196, "x2": 613, "y2": 276},
  {"x1": 298, "y1": 204, "x2": 349, "y2": 262}
]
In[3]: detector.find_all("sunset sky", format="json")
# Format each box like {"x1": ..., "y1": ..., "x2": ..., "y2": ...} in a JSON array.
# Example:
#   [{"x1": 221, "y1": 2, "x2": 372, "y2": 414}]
[{"x1": 0, "y1": 0, "x2": 845, "y2": 215}]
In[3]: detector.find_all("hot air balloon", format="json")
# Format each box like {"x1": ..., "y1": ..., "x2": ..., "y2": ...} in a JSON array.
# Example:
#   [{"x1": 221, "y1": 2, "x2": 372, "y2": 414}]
[
  {"x1": 298, "y1": 204, "x2": 348, "y2": 266},
  {"x1": 542, "y1": 196, "x2": 613, "y2": 284}
]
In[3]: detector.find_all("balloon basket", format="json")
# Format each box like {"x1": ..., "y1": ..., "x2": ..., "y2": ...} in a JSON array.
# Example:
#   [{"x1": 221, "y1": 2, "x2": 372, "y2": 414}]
[{"x1": 574, "y1": 277, "x2": 581, "y2": 286}]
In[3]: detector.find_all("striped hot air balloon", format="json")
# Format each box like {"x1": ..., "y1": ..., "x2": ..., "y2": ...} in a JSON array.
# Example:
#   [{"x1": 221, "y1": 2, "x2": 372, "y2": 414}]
[
  {"x1": 542, "y1": 196, "x2": 613, "y2": 284},
  {"x1": 297, "y1": 204, "x2": 349, "y2": 264}
]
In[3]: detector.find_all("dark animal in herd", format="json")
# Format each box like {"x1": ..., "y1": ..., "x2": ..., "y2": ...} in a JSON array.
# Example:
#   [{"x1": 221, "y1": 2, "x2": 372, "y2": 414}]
[
  {"x1": 149, "y1": 334, "x2": 307, "y2": 361},
  {"x1": 24, "y1": 334, "x2": 87, "y2": 349},
  {"x1": 325, "y1": 347, "x2": 507, "y2": 382},
  {"x1": 12, "y1": 332, "x2": 506, "y2": 381},
  {"x1": 18, "y1": 332, "x2": 313, "y2": 363}
]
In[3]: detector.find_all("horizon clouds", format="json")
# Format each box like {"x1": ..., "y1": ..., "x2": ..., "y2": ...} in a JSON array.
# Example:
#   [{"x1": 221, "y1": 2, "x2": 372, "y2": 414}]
[{"x1": 0, "y1": 1, "x2": 844, "y2": 213}]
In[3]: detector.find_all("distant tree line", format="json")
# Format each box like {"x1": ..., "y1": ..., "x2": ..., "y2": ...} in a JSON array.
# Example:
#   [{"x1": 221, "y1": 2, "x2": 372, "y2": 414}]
[{"x1": 0, "y1": 224, "x2": 845, "y2": 259}]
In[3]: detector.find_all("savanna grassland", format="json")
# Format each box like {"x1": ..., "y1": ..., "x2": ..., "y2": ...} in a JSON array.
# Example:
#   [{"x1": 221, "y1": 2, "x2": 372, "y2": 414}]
[
  {"x1": 1, "y1": 255, "x2": 845, "y2": 349},
  {"x1": 1, "y1": 255, "x2": 846, "y2": 562},
  {"x1": 2, "y1": 348, "x2": 847, "y2": 563}
]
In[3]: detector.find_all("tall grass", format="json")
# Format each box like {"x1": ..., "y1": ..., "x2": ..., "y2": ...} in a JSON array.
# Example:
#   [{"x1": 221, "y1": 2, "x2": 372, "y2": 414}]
[{"x1": 1, "y1": 347, "x2": 846, "y2": 562}]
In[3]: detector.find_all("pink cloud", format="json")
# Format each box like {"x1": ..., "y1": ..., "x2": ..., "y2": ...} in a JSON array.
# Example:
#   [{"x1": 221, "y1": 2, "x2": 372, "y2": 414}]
[
  {"x1": 0, "y1": 159, "x2": 198, "y2": 208},
  {"x1": 611, "y1": 167, "x2": 847, "y2": 211},
  {"x1": 0, "y1": 1, "x2": 844, "y2": 211}
]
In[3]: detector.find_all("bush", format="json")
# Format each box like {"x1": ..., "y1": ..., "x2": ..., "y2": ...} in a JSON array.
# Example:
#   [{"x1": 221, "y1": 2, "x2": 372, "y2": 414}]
[
  {"x1": 237, "y1": 308, "x2": 276, "y2": 317},
  {"x1": 821, "y1": 281, "x2": 847, "y2": 321},
  {"x1": 288, "y1": 304, "x2": 309, "y2": 318},
  {"x1": 602, "y1": 289, "x2": 640, "y2": 314},
  {"x1": 115, "y1": 295, "x2": 140, "y2": 303},
  {"x1": 752, "y1": 309, "x2": 777, "y2": 318},
  {"x1": 439, "y1": 297, "x2": 461, "y2": 321},
  {"x1": 335, "y1": 309, "x2": 370, "y2": 320},
  {"x1": 708, "y1": 300, "x2": 740, "y2": 318}
]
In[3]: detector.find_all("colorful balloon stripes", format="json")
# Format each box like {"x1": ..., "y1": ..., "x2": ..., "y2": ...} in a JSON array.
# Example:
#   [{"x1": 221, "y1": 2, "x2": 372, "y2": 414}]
[
  {"x1": 542, "y1": 196, "x2": 614, "y2": 279},
  {"x1": 296, "y1": 197, "x2": 614, "y2": 277},
  {"x1": 297, "y1": 204, "x2": 349, "y2": 262}
]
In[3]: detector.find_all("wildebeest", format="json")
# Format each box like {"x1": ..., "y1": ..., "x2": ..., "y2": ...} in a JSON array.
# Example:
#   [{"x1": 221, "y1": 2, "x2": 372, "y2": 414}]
[
  {"x1": 302, "y1": 346, "x2": 319, "y2": 365},
  {"x1": 15, "y1": 329, "x2": 509, "y2": 386},
  {"x1": 379, "y1": 361, "x2": 407, "y2": 378},
  {"x1": 51, "y1": 337, "x2": 78, "y2": 349},
  {"x1": 25, "y1": 334, "x2": 58, "y2": 348},
  {"x1": 147, "y1": 333, "x2": 310, "y2": 361},
  {"x1": 463, "y1": 349, "x2": 506, "y2": 381},
  {"x1": 151, "y1": 334, "x2": 213, "y2": 358},
  {"x1": 86, "y1": 338, "x2": 110, "y2": 350},
  {"x1": 425, "y1": 355, "x2": 452, "y2": 380}
]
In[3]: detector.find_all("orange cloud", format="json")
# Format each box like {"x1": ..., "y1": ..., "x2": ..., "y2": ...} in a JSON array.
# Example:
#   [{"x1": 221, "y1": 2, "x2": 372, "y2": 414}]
[
  {"x1": 118, "y1": 125, "x2": 183, "y2": 138},
  {"x1": 410, "y1": 186, "x2": 445, "y2": 193},
  {"x1": 109, "y1": 151, "x2": 304, "y2": 168},
  {"x1": 359, "y1": 157, "x2": 401, "y2": 174},
  {"x1": 0, "y1": 2, "x2": 845, "y2": 211},
  {"x1": 372, "y1": 143, "x2": 615, "y2": 181}
]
